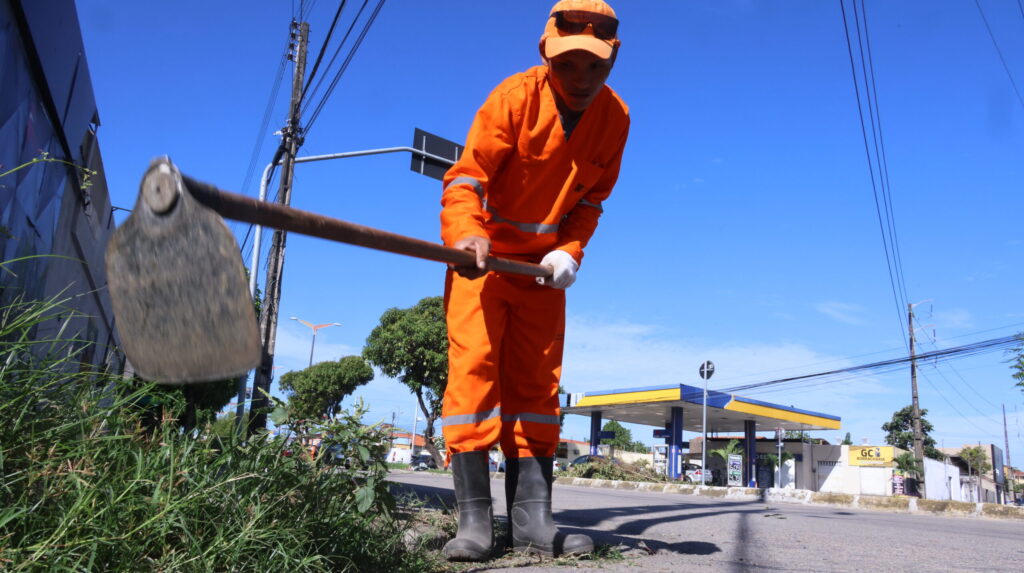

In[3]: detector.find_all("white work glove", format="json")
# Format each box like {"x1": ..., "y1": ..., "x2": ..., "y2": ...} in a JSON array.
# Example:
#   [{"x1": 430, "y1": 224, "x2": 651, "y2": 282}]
[{"x1": 537, "y1": 250, "x2": 579, "y2": 289}]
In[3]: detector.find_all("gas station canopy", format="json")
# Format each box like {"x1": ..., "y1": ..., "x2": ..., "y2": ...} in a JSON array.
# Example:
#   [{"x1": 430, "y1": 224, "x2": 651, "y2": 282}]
[{"x1": 564, "y1": 383, "x2": 841, "y2": 432}]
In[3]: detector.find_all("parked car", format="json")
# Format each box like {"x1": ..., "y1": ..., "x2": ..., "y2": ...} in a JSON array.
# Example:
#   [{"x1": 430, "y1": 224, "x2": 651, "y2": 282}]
[
  {"x1": 683, "y1": 463, "x2": 707, "y2": 484},
  {"x1": 567, "y1": 454, "x2": 616, "y2": 469},
  {"x1": 498, "y1": 458, "x2": 560, "y2": 472},
  {"x1": 409, "y1": 453, "x2": 437, "y2": 471}
]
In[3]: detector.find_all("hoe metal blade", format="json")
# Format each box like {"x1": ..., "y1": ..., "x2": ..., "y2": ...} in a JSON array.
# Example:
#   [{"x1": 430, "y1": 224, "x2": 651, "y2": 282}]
[{"x1": 105, "y1": 159, "x2": 261, "y2": 384}]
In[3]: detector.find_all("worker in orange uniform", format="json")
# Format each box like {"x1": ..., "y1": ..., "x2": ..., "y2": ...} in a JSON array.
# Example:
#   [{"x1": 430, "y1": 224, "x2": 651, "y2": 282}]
[{"x1": 439, "y1": 0, "x2": 629, "y2": 562}]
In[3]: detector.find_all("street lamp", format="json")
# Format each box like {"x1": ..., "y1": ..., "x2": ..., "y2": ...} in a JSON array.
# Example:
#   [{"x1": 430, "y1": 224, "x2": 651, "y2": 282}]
[{"x1": 290, "y1": 317, "x2": 341, "y2": 367}]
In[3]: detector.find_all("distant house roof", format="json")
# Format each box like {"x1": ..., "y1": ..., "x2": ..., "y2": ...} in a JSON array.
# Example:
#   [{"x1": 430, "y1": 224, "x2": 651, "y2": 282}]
[{"x1": 391, "y1": 431, "x2": 427, "y2": 447}]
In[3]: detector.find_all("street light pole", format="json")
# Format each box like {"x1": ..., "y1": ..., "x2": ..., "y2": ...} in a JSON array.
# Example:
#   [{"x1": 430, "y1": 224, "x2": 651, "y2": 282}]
[{"x1": 290, "y1": 317, "x2": 341, "y2": 367}]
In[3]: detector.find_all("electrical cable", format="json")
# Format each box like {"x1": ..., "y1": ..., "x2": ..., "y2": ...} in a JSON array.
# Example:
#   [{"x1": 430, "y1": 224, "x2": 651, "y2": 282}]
[
  {"x1": 919, "y1": 372, "x2": 1000, "y2": 437},
  {"x1": 302, "y1": 0, "x2": 348, "y2": 103},
  {"x1": 840, "y1": 0, "x2": 908, "y2": 346},
  {"x1": 301, "y1": 0, "x2": 320, "y2": 21},
  {"x1": 707, "y1": 324, "x2": 1024, "y2": 390},
  {"x1": 919, "y1": 330, "x2": 1001, "y2": 410},
  {"x1": 720, "y1": 334, "x2": 1020, "y2": 395},
  {"x1": 237, "y1": 34, "x2": 293, "y2": 260},
  {"x1": 974, "y1": 0, "x2": 1024, "y2": 110},
  {"x1": 858, "y1": 0, "x2": 909, "y2": 312},
  {"x1": 300, "y1": 0, "x2": 371, "y2": 121},
  {"x1": 303, "y1": 0, "x2": 386, "y2": 133},
  {"x1": 923, "y1": 362, "x2": 1002, "y2": 424}
]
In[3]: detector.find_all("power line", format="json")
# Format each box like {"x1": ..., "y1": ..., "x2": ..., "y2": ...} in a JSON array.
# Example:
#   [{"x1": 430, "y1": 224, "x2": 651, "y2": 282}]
[
  {"x1": 974, "y1": 0, "x2": 1024, "y2": 110},
  {"x1": 302, "y1": 0, "x2": 348, "y2": 103},
  {"x1": 237, "y1": 33, "x2": 293, "y2": 259},
  {"x1": 707, "y1": 322, "x2": 1024, "y2": 390},
  {"x1": 859, "y1": 0, "x2": 908, "y2": 314},
  {"x1": 919, "y1": 372, "x2": 1000, "y2": 438},
  {"x1": 303, "y1": 0, "x2": 386, "y2": 133},
  {"x1": 922, "y1": 362, "x2": 1001, "y2": 425},
  {"x1": 300, "y1": 0, "x2": 371, "y2": 121},
  {"x1": 839, "y1": 0, "x2": 909, "y2": 346},
  {"x1": 721, "y1": 334, "x2": 1020, "y2": 395},
  {"x1": 919, "y1": 328, "x2": 1000, "y2": 410}
]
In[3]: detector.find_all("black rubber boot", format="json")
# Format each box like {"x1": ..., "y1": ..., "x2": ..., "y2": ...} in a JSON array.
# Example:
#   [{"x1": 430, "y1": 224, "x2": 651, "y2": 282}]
[
  {"x1": 443, "y1": 451, "x2": 494, "y2": 562},
  {"x1": 509, "y1": 456, "x2": 593, "y2": 557},
  {"x1": 504, "y1": 458, "x2": 519, "y2": 549}
]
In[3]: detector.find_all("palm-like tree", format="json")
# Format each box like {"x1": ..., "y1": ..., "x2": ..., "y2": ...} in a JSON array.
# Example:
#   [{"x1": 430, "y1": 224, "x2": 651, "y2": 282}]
[{"x1": 709, "y1": 439, "x2": 743, "y2": 485}]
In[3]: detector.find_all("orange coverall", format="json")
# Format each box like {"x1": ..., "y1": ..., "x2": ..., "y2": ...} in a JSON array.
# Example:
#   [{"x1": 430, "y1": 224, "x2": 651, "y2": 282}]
[{"x1": 440, "y1": 65, "x2": 629, "y2": 460}]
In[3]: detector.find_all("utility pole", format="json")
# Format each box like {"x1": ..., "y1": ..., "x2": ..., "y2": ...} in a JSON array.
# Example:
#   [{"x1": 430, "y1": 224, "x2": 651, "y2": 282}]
[
  {"x1": 908, "y1": 303, "x2": 926, "y2": 497},
  {"x1": 1004, "y1": 404, "x2": 1015, "y2": 503},
  {"x1": 248, "y1": 19, "x2": 309, "y2": 436}
]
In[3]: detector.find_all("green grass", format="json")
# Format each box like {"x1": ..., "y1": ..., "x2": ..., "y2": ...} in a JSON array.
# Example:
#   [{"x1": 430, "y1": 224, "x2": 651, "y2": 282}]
[{"x1": 0, "y1": 292, "x2": 434, "y2": 572}]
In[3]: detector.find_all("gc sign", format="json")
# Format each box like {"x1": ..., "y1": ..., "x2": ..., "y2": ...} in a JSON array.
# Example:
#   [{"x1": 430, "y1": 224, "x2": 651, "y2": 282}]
[{"x1": 849, "y1": 445, "x2": 894, "y2": 466}]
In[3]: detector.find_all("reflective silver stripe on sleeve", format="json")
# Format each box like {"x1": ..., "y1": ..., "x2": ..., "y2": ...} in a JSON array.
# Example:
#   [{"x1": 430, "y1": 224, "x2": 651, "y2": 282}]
[
  {"x1": 441, "y1": 406, "x2": 502, "y2": 427},
  {"x1": 486, "y1": 205, "x2": 560, "y2": 234},
  {"x1": 500, "y1": 412, "x2": 561, "y2": 426},
  {"x1": 577, "y1": 198, "x2": 604, "y2": 213},
  {"x1": 445, "y1": 176, "x2": 484, "y2": 197}
]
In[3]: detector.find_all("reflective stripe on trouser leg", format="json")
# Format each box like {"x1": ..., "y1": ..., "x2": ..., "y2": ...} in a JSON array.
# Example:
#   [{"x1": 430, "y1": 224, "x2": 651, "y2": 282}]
[{"x1": 497, "y1": 273, "x2": 564, "y2": 459}]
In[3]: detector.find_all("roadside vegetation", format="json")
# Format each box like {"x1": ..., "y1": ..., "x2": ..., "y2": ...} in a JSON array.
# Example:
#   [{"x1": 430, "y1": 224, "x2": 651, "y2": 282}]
[
  {"x1": 0, "y1": 292, "x2": 435, "y2": 571},
  {"x1": 561, "y1": 457, "x2": 667, "y2": 482}
]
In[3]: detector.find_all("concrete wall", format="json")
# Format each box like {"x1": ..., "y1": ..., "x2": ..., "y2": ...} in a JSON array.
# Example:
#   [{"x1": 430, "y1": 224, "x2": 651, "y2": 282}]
[
  {"x1": 810, "y1": 445, "x2": 897, "y2": 496},
  {"x1": 1, "y1": 0, "x2": 120, "y2": 373},
  {"x1": 924, "y1": 457, "x2": 966, "y2": 501}
]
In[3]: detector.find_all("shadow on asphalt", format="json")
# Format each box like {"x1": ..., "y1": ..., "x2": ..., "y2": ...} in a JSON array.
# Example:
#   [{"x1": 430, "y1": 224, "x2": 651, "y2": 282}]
[
  {"x1": 389, "y1": 479, "x2": 729, "y2": 559},
  {"x1": 649, "y1": 540, "x2": 721, "y2": 555},
  {"x1": 556, "y1": 498, "x2": 766, "y2": 536}
]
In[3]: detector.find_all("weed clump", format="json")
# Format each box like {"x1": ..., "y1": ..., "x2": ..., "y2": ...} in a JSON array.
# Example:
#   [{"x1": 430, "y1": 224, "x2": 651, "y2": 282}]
[{"x1": 0, "y1": 294, "x2": 429, "y2": 572}]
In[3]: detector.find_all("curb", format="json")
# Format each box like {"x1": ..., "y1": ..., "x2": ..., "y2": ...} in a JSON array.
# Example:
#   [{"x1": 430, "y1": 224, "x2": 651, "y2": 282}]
[{"x1": 494, "y1": 473, "x2": 1024, "y2": 521}]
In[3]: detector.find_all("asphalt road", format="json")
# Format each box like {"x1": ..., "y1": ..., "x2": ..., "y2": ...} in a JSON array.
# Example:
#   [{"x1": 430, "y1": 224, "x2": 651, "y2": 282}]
[{"x1": 388, "y1": 470, "x2": 1023, "y2": 572}]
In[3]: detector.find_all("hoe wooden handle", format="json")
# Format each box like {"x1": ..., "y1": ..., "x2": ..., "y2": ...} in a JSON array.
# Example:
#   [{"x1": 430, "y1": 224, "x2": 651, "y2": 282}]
[{"x1": 142, "y1": 165, "x2": 552, "y2": 278}]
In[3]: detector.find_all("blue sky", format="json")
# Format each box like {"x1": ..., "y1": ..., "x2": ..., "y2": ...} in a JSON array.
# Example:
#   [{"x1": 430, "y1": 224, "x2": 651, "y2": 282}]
[{"x1": 78, "y1": 1, "x2": 1024, "y2": 466}]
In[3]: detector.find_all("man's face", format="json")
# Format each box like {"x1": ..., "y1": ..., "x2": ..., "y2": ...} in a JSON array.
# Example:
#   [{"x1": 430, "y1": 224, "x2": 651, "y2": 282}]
[{"x1": 547, "y1": 50, "x2": 614, "y2": 113}]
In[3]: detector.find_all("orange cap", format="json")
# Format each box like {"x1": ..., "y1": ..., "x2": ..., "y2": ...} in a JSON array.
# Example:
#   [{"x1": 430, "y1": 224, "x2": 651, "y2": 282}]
[{"x1": 540, "y1": 0, "x2": 619, "y2": 60}]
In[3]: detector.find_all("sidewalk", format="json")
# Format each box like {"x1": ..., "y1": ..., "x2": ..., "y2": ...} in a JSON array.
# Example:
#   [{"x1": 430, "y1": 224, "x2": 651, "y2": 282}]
[{"x1": 491, "y1": 472, "x2": 1024, "y2": 521}]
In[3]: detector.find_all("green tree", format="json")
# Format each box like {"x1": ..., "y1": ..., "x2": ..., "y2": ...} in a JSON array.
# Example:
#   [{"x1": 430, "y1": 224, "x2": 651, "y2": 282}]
[
  {"x1": 602, "y1": 419, "x2": 632, "y2": 450},
  {"x1": 1009, "y1": 332, "x2": 1024, "y2": 393},
  {"x1": 710, "y1": 438, "x2": 742, "y2": 463},
  {"x1": 363, "y1": 296, "x2": 448, "y2": 469},
  {"x1": 882, "y1": 405, "x2": 943, "y2": 460},
  {"x1": 841, "y1": 432, "x2": 853, "y2": 445},
  {"x1": 958, "y1": 445, "x2": 991, "y2": 478},
  {"x1": 959, "y1": 445, "x2": 992, "y2": 500},
  {"x1": 279, "y1": 356, "x2": 374, "y2": 422},
  {"x1": 628, "y1": 440, "x2": 648, "y2": 453},
  {"x1": 785, "y1": 430, "x2": 811, "y2": 441},
  {"x1": 709, "y1": 438, "x2": 743, "y2": 485},
  {"x1": 893, "y1": 451, "x2": 923, "y2": 476}
]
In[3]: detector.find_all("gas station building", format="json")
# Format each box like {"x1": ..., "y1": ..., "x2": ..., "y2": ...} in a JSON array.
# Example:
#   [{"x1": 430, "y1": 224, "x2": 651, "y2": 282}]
[{"x1": 564, "y1": 383, "x2": 841, "y2": 486}]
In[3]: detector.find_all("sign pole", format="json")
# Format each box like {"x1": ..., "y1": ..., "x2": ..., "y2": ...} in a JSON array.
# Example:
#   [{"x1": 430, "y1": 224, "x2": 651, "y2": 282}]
[
  {"x1": 699, "y1": 360, "x2": 714, "y2": 485},
  {"x1": 777, "y1": 427, "x2": 783, "y2": 488}
]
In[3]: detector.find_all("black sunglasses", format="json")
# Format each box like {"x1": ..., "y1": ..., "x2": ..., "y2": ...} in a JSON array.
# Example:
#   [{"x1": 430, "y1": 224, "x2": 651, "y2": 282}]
[{"x1": 553, "y1": 10, "x2": 619, "y2": 41}]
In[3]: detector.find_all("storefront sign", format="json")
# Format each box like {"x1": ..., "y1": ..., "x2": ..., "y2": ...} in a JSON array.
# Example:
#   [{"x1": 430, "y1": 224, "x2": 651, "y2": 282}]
[
  {"x1": 849, "y1": 445, "x2": 894, "y2": 466},
  {"x1": 892, "y1": 471, "x2": 905, "y2": 495},
  {"x1": 727, "y1": 454, "x2": 742, "y2": 486}
]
